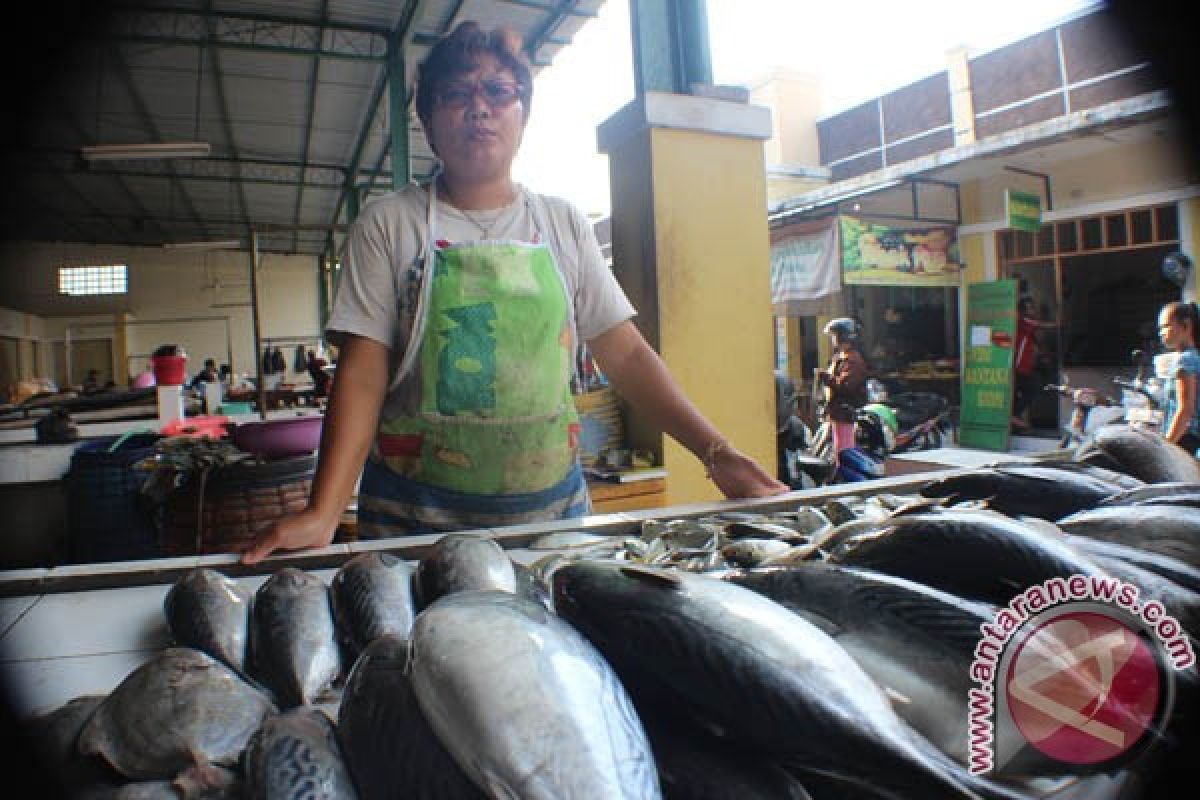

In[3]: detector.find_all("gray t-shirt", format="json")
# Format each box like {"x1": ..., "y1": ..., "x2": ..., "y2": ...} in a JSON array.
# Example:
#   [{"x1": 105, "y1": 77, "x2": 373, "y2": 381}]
[{"x1": 327, "y1": 183, "x2": 635, "y2": 376}]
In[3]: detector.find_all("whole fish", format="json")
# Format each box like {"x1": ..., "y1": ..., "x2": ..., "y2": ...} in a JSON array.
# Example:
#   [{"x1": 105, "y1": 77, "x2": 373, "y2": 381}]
[
  {"x1": 1078, "y1": 424, "x2": 1200, "y2": 484},
  {"x1": 163, "y1": 568, "x2": 251, "y2": 676},
  {"x1": 528, "y1": 531, "x2": 621, "y2": 550},
  {"x1": 828, "y1": 509, "x2": 1106, "y2": 606},
  {"x1": 1098, "y1": 482, "x2": 1200, "y2": 506},
  {"x1": 552, "y1": 561, "x2": 1021, "y2": 800},
  {"x1": 410, "y1": 590, "x2": 661, "y2": 799},
  {"x1": 83, "y1": 765, "x2": 242, "y2": 800},
  {"x1": 918, "y1": 465, "x2": 1125, "y2": 520},
  {"x1": 78, "y1": 648, "x2": 276, "y2": 780},
  {"x1": 26, "y1": 695, "x2": 120, "y2": 796},
  {"x1": 338, "y1": 635, "x2": 485, "y2": 800},
  {"x1": 725, "y1": 563, "x2": 996, "y2": 766},
  {"x1": 720, "y1": 538, "x2": 792, "y2": 567},
  {"x1": 1056, "y1": 505, "x2": 1200, "y2": 568},
  {"x1": 244, "y1": 707, "x2": 358, "y2": 800},
  {"x1": 1080, "y1": 551, "x2": 1200, "y2": 640},
  {"x1": 330, "y1": 551, "x2": 417, "y2": 657},
  {"x1": 249, "y1": 567, "x2": 341, "y2": 708},
  {"x1": 513, "y1": 559, "x2": 554, "y2": 611},
  {"x1": 413, "y1": 533, "x2": 517, "y2": 610}
]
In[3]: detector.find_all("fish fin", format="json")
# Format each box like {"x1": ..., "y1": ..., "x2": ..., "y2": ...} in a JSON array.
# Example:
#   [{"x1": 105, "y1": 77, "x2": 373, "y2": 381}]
[
  {"x1": 479, "y1": 768, "x2": 519, "y2": 800},
  {"x1": 883, "y1": 686, "x2": 912, "y2": 707},
  {"x1": 619, "y1": 565, "x2": 684, "y2": 589}
]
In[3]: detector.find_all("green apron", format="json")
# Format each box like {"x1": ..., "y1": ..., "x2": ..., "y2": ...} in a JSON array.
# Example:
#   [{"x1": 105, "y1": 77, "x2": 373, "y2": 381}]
[{"x1": 376, "y1": 187, "x2": 580, "y2": 495}]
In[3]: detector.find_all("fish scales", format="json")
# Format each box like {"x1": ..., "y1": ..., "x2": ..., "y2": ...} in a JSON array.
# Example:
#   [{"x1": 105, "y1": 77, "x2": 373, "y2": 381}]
[{"x1": 250, "y1": 568, "x2": 342, "y2": 709}]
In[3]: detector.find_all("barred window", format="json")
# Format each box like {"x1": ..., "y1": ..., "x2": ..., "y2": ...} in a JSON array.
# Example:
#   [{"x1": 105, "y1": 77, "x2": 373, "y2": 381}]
[{"x1": 58, "y1": 264, "x2": 128, "y2": 296}]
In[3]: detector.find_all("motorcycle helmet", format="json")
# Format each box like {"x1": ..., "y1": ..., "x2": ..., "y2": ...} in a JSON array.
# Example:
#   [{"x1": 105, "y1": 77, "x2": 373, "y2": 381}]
[
  {"x1": 822, "y1": 317, "x2": 859, "y2": 342},
  {"x1": 856, "y1": 406, "x2": 894, "y2": 456},
  {"x1": 836, "y1": 447, "x2": 886, "y2": 482}
]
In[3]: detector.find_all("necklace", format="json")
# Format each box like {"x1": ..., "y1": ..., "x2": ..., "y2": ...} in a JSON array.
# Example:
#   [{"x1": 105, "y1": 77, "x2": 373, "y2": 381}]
[
  {"x1": 437, "y1": 176, "x2": 514, "y2": 241},
  {"x1": 459, "y1": 207, "x2": 502, "y2": 240}
]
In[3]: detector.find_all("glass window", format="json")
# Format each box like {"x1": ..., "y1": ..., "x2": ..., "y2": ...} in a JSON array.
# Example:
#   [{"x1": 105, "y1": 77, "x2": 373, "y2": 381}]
[
  {"x1": 1131, "y1": 210, "x2": 1154, "y2": 244},
  {"x1": 1105, "y1": 214, "x2": 1127, "y2": 247},
  {"x1": 1056, "y1": 221, "x2": 1077, "y2": 253},
  {"x1": 1155, "y1": 205, "x2": 1179, "y2": 241},
  {"x1": 58, "y1": 265, "x2": 128, "y2": 296}
]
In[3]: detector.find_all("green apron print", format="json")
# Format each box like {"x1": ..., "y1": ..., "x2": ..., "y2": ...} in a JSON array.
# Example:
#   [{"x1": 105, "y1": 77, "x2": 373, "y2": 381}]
[{"x1": 382, "y1": 239, "x2": 578, "y2": 494}]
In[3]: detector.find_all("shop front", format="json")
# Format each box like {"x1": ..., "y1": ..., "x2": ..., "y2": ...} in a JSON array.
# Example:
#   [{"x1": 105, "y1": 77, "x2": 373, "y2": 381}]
[{"x1": 770, "y1": 181, "x2": 964, "y2": 426}]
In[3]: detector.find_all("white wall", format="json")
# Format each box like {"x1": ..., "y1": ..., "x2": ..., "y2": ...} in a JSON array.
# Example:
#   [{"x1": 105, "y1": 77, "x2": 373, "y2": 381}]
[{"x1": 0, "y1": 242, "x2": 321, "y2": 386}]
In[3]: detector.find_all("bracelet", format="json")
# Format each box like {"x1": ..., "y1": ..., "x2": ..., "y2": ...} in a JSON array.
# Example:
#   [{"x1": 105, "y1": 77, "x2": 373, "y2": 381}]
[{"x1": 703, "y1": 439, "x2": 729, "y2": 479}]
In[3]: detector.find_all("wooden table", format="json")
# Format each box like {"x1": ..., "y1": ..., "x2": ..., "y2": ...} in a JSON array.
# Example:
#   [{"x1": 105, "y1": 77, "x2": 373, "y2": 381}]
[{"x1": 587, "y1": 477, "x2": 668, "y2": 514}]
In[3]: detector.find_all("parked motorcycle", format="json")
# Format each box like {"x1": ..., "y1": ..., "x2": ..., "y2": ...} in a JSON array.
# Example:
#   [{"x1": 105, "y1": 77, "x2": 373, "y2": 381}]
[
  {"x1": 1045, "y1": 349, "x2": 1164, "y2": 449},
  {"x1": 775, "y1": 371, "x2": 885, "y2": 489}
]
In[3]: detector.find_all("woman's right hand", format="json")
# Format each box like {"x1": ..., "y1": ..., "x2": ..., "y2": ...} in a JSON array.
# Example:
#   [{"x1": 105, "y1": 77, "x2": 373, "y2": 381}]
[{"x1": 239, "y1": 507, "x2": 340, "y2": 565}]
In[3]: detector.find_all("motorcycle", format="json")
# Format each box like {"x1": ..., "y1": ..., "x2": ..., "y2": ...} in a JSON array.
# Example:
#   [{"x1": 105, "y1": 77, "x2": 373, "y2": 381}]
[
  {"x1": 1045, "y1": 349, "x2": 1164, "y2": 449},
  {"x1": 775, "y1": 371, "x2": 886, "y2": 489}
]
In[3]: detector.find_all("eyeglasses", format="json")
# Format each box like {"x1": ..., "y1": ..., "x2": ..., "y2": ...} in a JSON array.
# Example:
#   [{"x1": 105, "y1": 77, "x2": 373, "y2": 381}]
[{"x1": 435, "y1": 80, "x2": 525, "y2": 110}]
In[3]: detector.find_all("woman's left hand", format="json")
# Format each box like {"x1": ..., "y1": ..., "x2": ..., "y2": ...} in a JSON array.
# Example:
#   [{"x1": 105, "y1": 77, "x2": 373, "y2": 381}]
[{"x1": 709, "y1": 445, "x2": 789, "y2": 499}]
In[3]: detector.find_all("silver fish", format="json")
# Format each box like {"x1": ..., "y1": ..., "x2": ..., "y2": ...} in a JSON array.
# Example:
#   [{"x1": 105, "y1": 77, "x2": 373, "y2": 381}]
[
  {"x1": 250, "y1": 567, "x2": 341, "y2": 708},
  {"x1": 414, "y1": 533, "x2": 517, "y2": 609},
  {"x1": 78, "y1": 648, "x2": 275, "y2": 780},
  {"x1": 720, "y1": 538, "x2": 793, "y2": 567},
  {"x1": 1057, "y1": 505, "x2": 1200, "y2": 568},
  {"x1": 528, "y1": 531, "x2": 621, "y2": 550},
  {"x1": 1078, "y1": 424, "x2": 1200, "y2": 484},
  {"x1": 163, "y1": 568, "x2": 251, "y2": 676},
  {"x1": 338, "y1": 635, "x2": 485, "y2": 800},
  {"x1": 330, "y1": 551, "x2": 417, "y2": 657},
  {"x1": 410, "y1": 591, "x2": 661, "y2": 799},
  {"x1": 244, "y1": 706, "x2": 358, "y2": 800}
]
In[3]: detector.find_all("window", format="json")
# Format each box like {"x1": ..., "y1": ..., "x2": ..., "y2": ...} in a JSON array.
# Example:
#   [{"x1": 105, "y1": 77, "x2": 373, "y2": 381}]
[{"x1": 58, "y1": 264, "x2": 127, "y2": 296}]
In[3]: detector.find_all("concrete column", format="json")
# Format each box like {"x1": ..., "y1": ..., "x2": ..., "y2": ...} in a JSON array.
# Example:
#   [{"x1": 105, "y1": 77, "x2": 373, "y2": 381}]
[
  {"x1": 599, "y1": 92, "x2": 777, "y2": 505},
  {"x1": 1181, "y1": 197, "x2": 1199, "y2": 303},
  {"x1": 947, "y1": 46, "x2": 976, "y2": 147}
]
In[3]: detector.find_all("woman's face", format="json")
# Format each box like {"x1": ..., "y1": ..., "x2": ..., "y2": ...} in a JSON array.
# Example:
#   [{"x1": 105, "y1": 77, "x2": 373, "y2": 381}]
[
  {"x1": 425, "y1": 54, "x2": 526, "y2": 185},
  {"x1": 1159, "y1": 308, "x2": 1190, "y2": 350}
]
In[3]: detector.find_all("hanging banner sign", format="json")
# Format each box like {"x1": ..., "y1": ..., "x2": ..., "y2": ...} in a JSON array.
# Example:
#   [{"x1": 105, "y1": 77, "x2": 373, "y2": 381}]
[
  {"x1": 839, "y1": 215, "x2": 962, "y2": 286},
  {"x1": 1005, "y1": 189, "x2": 1043, "y2": 233},
  {"x1": 770, "y1": 223, "x2": 841, "y2": 315},
  {"x1": 959, "y1": 279, "x2": 1018, "y2": 451}
]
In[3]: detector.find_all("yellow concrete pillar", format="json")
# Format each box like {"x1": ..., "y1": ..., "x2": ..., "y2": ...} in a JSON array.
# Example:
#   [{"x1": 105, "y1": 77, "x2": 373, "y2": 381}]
[
  {"x1": 599, "y1": 92, "x2": 777, "y2": 505},
  {"x1": 113, "y1": 312, "x2": 130, "y2": 385}
]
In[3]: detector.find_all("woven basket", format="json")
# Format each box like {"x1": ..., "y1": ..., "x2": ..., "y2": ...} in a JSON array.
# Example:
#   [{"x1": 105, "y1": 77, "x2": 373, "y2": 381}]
[{"x1": 160, "y1": 454, "x2": 315, "y2": 556}]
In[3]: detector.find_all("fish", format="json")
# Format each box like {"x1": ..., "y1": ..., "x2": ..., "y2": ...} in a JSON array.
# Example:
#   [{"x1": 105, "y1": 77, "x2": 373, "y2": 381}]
[
  {"x1": 552, "y1": 561, "x2": 1023, "y2": 800},
  {"x1": 244, "y1": 706, "x2": 358, "y2": 800},
  {"x1": 163, "y1": 568, "x2": 251, "y2": 676},
  {"x1": 719, "y1": 538, "x2": 793, "y2": 567},
  {"x1": 1097, "y1": 482, "x2": 1200, "y2": 506},
  {"x1": 26, "y1": 695, "x2": 121, "y2": 796},
  {"x1": 724, "y1": 563, "x2": 997, "y2": 767},
  {"x1": 249, "y1": 567, "x2": 342, "y2": 708},
  {"x1": 828, "y1": 509, "x2": 1106, "y2": 606},
  {"x1": 83, "y1": 765, "x2": 243, "y2": 800},
  {"x1": 77, "y1": 647, "x2": 276, "y2": 780},
  {"x1": 413, "y1": 533, "x2": 517, "y2": 610},
  {"x1": 1060, "y1": 534, "x2": 1200, "y2": 594},
  {"x1": 918, "y1": 464, "x2": 1126, "y2": 520},
  {"x1": 338, "y1": 635, "x2": 485, "y2": 800},
  {"x1": 330, "y1": 551, "x2": 417, "y2": 657},
  {"x1": 513, "y1": 559, "x2": 554, "y2": 611},
  {"x1": 410, "y1": 590, "x2": 661, "y2": 799},
  {"x1": 1056, "y1": 505, "x2": 1200, "y2": 568},
  {"x1": 642, "y1": 716, "x2": 812, "y2": 800},
  {"x1": 528, "y1": 531, "x2": 621, "y2": 550},
  {"x1": 1079, "y1": 550, "x2": 1200, "y2": 641},
  {"x1": 1078, "y1": 424, "x2": 1200, "y2": 484}
]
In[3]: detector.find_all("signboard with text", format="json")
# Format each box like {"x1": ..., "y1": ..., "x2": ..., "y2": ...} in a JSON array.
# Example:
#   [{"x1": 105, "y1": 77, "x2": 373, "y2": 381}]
[
  {"x1": 959, "y1": 280, "x2": 1018, "y2": 451},
  {"x1": 1005, "y1": 189, "x2": 1042, "y2": 233}
]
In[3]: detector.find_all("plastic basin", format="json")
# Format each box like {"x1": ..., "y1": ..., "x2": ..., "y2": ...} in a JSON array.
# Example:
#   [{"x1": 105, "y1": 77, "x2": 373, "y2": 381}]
[{"x1": 231, "y1": 415, "x2": 323, "y2": 459}]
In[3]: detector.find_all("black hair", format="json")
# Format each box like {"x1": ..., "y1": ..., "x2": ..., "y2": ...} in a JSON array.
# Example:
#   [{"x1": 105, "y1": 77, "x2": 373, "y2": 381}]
[
  {"x1": 414, "y1": 21, "x2": 533, "y2": 131},
  {"x1": 1165, "y1": 301, "x2": 1200, "y2": 332}
]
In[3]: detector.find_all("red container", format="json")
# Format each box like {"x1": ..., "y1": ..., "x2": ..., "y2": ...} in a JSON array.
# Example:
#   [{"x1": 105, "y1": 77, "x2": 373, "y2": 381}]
[{"x1": 150, "y1": 355, "x2": 188, "y2": 385}]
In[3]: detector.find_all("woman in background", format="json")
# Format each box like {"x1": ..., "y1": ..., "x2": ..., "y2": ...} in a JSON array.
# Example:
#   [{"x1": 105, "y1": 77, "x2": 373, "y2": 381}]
[
  {"x1": 1157, "y1": 300, "x2": 1200, "y2": 454},
  {"x1": 818, "y1": 317, "x2": 868, "y2": 462}
]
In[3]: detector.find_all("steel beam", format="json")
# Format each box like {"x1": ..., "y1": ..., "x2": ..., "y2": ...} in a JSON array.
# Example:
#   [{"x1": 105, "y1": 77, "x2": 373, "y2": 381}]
[{"x1": 630, "y1": 0, "x2": 712, "y2": 95}]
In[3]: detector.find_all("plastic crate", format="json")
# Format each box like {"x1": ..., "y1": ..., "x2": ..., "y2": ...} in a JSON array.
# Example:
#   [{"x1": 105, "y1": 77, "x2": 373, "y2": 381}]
[{"x1": 65, "y1": 433, "x2": 162, "y2": 563}]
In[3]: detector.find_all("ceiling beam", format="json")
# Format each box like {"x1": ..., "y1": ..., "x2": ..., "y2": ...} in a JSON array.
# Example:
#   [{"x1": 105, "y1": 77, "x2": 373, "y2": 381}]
[
  {"x1": 292, "y1": 0, "x2": 330, "y2": 253},
  {"x1": 203, "y1": 0, "x2": 252, "y2": 239},
  {"x1": 523, "y1": 1, "x2": 579, "y2": 61}
]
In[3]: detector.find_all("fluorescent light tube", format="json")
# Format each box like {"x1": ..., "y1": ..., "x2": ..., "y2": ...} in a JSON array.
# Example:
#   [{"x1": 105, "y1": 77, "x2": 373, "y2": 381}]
[
  {"x1": 162, "y1": 239, "x2": 242, "y2": 250},
  {"x1": 81, "y1": 142, "x2": 212, "y2": 161}
]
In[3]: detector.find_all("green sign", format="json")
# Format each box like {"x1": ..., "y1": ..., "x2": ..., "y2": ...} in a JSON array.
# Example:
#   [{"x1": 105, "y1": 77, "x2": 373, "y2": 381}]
[
  {"x1": 959, "y1": 279, "x2": 1018, "y2": 451},
  {"x1": 1006, "y1": 189, "x2": 1042, "y2": 233}
]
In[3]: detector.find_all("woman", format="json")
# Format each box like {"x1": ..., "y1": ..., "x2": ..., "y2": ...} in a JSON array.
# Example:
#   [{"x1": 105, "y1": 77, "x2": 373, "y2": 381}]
[
  {"x1": 1011, "y1": 296, "x2": 1056, "y2": 432},
  {"x1": 240, "y1": 22, "x2": 783, "y2": 564},
  {"x1": 1157, "y1": 300, "x2": 1200, "y2": 454},
  {"x1": 817, "y1": 317, "x2": 868, "y2": 462}
]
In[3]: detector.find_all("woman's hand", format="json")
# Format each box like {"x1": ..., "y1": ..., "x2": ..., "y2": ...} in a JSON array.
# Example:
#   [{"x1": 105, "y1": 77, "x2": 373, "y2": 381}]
[
  {"x1": 240, "y1": 508, "x2": 340, "y2": 565},
  {"x1": 709, "y1": 444, "x2": 789, "y2": 499}
]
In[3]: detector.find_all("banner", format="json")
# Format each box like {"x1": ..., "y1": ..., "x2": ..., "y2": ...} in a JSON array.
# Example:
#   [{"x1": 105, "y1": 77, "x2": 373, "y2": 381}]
[
  {"x1": 1006, "y1": 189, "x2": 1042, "y2": 233},
  {"x1": 770, "y1": 223, "x2": 841, "y2": 316},
  {"x1": 840, "y1": 215, "x2": 962, "y2": 287},
  {"x1": 959, "y1": 279, "x2": 1018, "y2": 451}
]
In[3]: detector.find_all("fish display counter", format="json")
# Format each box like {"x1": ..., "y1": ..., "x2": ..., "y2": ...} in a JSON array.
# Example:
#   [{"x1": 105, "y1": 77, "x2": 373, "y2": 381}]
[{"x1": 1, "y1": 427, "x2": 1195, "y2": 799}]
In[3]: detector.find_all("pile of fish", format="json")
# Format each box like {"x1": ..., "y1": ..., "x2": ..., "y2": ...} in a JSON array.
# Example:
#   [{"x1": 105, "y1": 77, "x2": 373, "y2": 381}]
[{"x1": 20, "y1": 424, "x2": 1200, "y2": 799}]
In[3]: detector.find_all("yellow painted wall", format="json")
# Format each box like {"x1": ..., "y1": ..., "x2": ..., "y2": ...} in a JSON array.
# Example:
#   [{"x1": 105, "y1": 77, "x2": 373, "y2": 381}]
[
  {"x1": 649, "y1": 127, "x2": 777, "y2": 505},
  {"x1": 1183, "y1": 197, "x2": 1200, "y2": 304}
]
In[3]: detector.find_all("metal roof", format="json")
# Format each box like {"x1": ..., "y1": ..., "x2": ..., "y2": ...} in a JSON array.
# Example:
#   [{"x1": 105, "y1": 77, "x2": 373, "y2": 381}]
[{"x1": 3, "y1": 0, "x2": 604, "y2": 258}]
